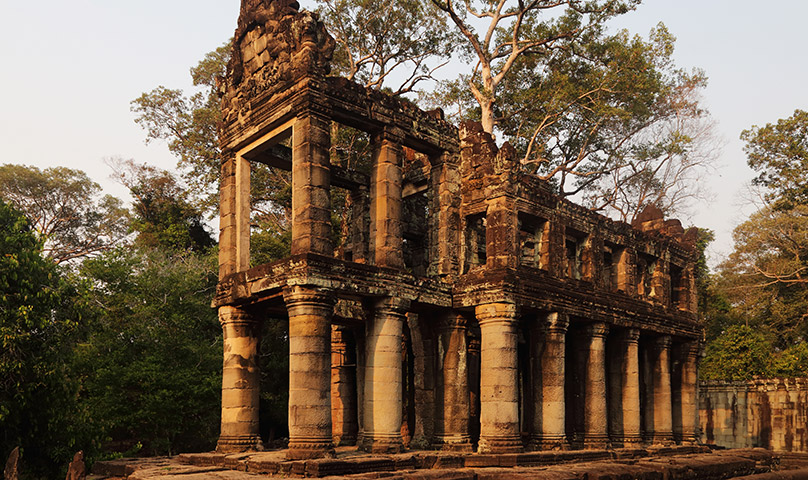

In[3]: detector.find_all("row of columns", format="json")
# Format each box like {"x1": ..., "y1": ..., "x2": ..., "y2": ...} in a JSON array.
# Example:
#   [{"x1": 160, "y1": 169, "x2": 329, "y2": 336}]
[
  {"x1": 217, "y1": 300, "x2": 699, "y2": 456},
  {"x1": 470, "y1": 304, "x2": 699, "y2": 453},
  {"x1": 216, "y1": 293, "x2": 413, "y2": 459}
]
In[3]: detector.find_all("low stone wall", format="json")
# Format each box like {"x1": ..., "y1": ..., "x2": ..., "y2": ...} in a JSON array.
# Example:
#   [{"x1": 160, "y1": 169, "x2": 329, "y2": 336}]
[{"x1": 700, "y1": 378, "x2": 808, "y2": 452}]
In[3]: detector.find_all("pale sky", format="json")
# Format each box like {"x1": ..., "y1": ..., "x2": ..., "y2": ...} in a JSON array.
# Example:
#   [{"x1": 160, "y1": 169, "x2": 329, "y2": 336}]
[{"x1": 1, "y1": 0, "x2": 806, "y2": 269}]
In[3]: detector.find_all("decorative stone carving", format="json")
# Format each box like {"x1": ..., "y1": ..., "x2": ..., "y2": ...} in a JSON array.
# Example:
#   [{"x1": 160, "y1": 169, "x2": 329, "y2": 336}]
[
  {"x1": 65, "y1": 451, "x2": 86, "y2": 480},
  {"x1": 222, "y1": 0, "x2": 335, "y2": 125},
  {"x1": 4, "y1": 447, "x2": 19, "y2": 480}
]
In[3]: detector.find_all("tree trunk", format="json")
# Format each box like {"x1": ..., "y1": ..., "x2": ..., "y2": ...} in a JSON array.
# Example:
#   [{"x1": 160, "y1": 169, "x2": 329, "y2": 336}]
[{"x1": 480, "y1": 99, "x2": 495, "y2": 135}]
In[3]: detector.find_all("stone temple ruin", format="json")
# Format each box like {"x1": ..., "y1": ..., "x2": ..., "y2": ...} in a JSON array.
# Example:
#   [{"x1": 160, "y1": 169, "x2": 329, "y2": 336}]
[{"x1": 213, "y1": 0, "x2": 702, "y2": 461}]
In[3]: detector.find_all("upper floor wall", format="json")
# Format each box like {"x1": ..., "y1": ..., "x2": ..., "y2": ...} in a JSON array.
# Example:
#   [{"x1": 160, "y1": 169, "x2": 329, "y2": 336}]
[{"x1": 214, "y1": 0, "x2": 699, "y2": 332}]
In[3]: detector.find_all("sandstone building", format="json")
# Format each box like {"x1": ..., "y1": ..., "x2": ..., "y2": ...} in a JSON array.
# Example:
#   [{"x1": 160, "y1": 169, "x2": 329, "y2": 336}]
[{"x1": 213, "y1": 0, "x2": 702, "y2": 460}]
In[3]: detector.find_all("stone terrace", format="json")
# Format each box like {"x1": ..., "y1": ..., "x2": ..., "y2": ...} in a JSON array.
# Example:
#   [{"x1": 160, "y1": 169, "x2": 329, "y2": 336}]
[{"x1": 90, "y1": 447, "x2": 807, "y2": 480}]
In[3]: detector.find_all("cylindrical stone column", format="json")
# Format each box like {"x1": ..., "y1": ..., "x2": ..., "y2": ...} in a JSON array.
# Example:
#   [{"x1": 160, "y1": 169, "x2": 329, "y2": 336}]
[
  {"x1": 435, "y1": 312, "x2": 472, "y2": 451},
  {"x1": 284, "y1": 286, "x2": 335, "y2": 460},
  {"x1": 651, "y1": 335, "x2": 674, "y2": 445},
  {"x1": 291, "y1": 112, "x2": 332, "y2": 256},
  {"x1": 362, "y1": 297, "x2": 409, "y2": 453},
  {"x1": 217, "y1": 305, "x2": 263, "y2": 452},
  {"x1": 678, "y1": 341, "x2": 699, "y2": 444},
  {"x1": 331, "y1": 326, "x2": 358, "y2": 446},
  {"x1": 476, "y1": 303, "x2": 523, "y2": 453},
  {"x1": 582, "y1": 322, "x2": 609, "y2": 449},
  {"x1": 355, "y1": 327, "x2": 366, "y2": 447},
  {"x1": 530, "y1": 312, "x2": 569, "y2": 450},
  {"x1": 621, "y1": 329, "x2": 642, "y2": 446},
  {"x1": 370, "y1": 128, "x2": 404, "y2": 269}
]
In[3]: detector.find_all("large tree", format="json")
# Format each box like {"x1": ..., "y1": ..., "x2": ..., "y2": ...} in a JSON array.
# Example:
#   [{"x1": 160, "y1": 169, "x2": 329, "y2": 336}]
[
  {"x1": 717, "y1": 204, "x2": 808, "y2": 346},
  {"x1": 741, "y1": 109, "x2": 808, "y2": 209},
  {"x1": 131, "y1": 44, "x2": 229, "y2": 211},
  {"x1": 705, "y1": 109, "x2": 808, "y2": 378},
  {"x1": 74, "y1": 246, "x2": 222, "y2": 457},
  {"x1": 108, "y1": 159, "x2": 215, "y2": 252},
  {"x1": 315, "y1": 0, "x2": 458, "y2": 95},
  {"x1": 0, "y1": 164, "x2": 128, "y2": 264},
  {"x1": 499, "y1": 24, "x2": 717, "y2": 220},
  {"x1": 0, "y1": 200, "x2": 91, "y2": 478},
  {"x1": 429, "y1": 0, "x2": 640, "y2": 134}
]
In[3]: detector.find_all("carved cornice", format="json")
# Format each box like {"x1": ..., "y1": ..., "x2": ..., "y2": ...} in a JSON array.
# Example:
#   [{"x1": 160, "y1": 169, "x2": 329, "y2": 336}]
[
  {"x1": 217, "y1": 305, "x2": 258, "y2": 326},
  {"x1": 584, "y1": 322, "x2": 609, "y2": 339},
  {"x1": 283, "y1": 285, "x2": 334, "y2": 309},
  {"x1": 542, "y1": 311, "x2": 569, "y2": 334},
  {"x1": 475, "y1": 302, "x2": 518, "y2": 327},
  {"x1": 622, "y1": 328, "x2": 641, "y2": 344},
  {"x1": 654, "y1": 335, "x2": 672, "y2": 349},
  {"x1": 374, "y1": 297, "x2": 411, "y2": 316}
]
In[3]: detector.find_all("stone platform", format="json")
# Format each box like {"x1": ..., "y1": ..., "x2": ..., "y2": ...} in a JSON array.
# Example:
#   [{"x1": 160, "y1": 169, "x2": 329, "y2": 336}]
[{"x1": 90, "y1": 446, "x2": 804, "y2": 479}]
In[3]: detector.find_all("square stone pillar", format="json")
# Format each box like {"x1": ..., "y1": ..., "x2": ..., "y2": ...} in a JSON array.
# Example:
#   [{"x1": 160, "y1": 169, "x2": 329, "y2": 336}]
[
  {"x1": 434, "y1": 312, "x2": 472, "y2": 451},
  {"x1": 331, "y1": 326, "x2": 358, "y2": 446},
  {"x1": 370, "y1": 128, "x2": 405, "y2": 268},
  {"x1": 291, "y1": 112, "x2": 333, "y2": 256},
  {"x1": 529, "y1": 312, "x2": 569, "y2": 450},
  {"x1": 428, "y1": 152, "x2": 461, "y2": 277},
  {"x1": 284, "y1": 286, "x2": 335, "y2": 459},
  {"x1": 582, "y1": 322, "x2": 609, "y2": 449},
  {"x1": 674, "y1": 341, "x2": 699, "y2": 444},
  {"x1": 217, "y1": 306, "x2": 263, "y2": 452},
  {"x1": 475, "y1": 303, "x2": 523, "y2": 453},
  {"x1": 648, "y1": 335, "x2": 674, "y2": 445},
  {"x1": 610, "y1": 329, "x2": 642, "y2": 446},
  {"x1": 218, "y1": 153, "x2": 251, "y2": 278},
  {"x1": 484, "y1": 195, "x2": 518, "y2": 269},
  {"x1": 361, "y1": 297, "x2": 410, "y2": 453}
]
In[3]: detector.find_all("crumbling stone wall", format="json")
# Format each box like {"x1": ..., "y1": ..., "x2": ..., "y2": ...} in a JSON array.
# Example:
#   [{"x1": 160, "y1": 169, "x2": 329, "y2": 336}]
[{"x1": 700, "y1": 378, "x2": 808, "y2": 452}]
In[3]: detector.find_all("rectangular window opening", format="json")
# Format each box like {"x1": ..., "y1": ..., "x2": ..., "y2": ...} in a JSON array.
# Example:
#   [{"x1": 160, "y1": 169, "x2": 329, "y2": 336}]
[
  {"x1": 670, "y1": 263, "x2": 684, "y2": 309},
  {"x1": 602, "y1": 242, "x2": 625, "y2": 292},
  {"x1": 564, "y1": 229, "x2": 587, "y2": 280},
  {"x1": 637, "y1": 253, "x2": 657, "y2": 298},
  {"x1": 464, "y1": 213, "x2": 487, "y2": 273},
  {"x1": 518, "y1": 213, "x2": 548, "y2": 269},
  {"x1": 402, "y1": 190, "x2": 429, "y2": 276}
]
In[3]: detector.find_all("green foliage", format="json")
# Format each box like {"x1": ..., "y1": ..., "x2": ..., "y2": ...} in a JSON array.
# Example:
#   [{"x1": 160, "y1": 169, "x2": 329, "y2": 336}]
[
  {"x1": 700, "y1": 324, "x2": 773, "y2": 380},
  {"x1": 0, "y1": 200, "x2": 91, "y2": 478},
  {"x1": 704, "y1": 109, "x2": 808, "y2": 381},
  {"x1": 74, "y1": 246, "x2": 223, "y2": 456},
  {"x1": 251, "y1": 228, "x2": 292, "y2": 266},
  {"x1": 316, "y1": 0, "x2": 458, "y2": 94},
  {"x1": 718, "y1": 204, "x2": 808, "y2": 347},
  {"x1": 741, "y1": 109, "x2": 808, "y2": 208},
  {"x1": 773, "y1": 342, "x2": 808, "y2": 378},
  {"x1": 0, "y1": 164, "x2": 128, "y2": 264},
  {"x1": 131, "y1": 43, "x2": 229, "y2": 210},
  {"x1": 497, "y1": 23, "x2": 715, "y2": 220},
  {"x1": 111, "y1": 159, "x2": 214, "y2": 252},
  {"x1": 430, "y1": 0, "x2": 642, "y2": 133}
]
